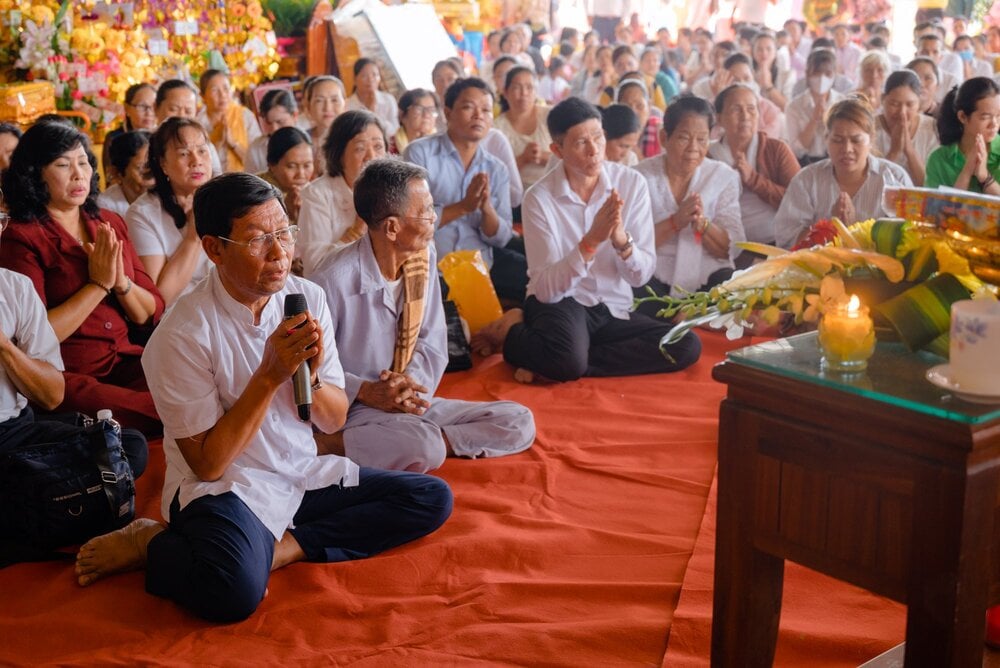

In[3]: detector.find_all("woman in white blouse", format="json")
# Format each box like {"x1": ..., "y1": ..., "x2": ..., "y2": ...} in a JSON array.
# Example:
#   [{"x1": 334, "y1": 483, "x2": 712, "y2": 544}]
[
  {"x1": 346, "y1": 59, "x2": 400, "y2": 137},
  {"x1": 875, "y1": 69, "x2": 940, "y2": 187},
  {"x1": 634, "y1": 95, "x2": 744, "y2": 306},
  {"x1": 97, "y1": 131, "x2": 154, "y2": 219},
  {"x1": 296, "y1": 110, "x2": 387, "y2": 277},
  {"x1": 752, "y1": 31, "x2": 794, "y2": 111},
  {"x1": 125, "y1": 118, "x2": 212, "y2": 305},
  {"x1": 774, "y1": 97, "x2": 913, "y2": 249},
  {"x1": 493, "y1": 66, "x2": 552, "y2": 191},
  {"x1": 302, "y1": 75, "x2": 346, "y2": 176}
]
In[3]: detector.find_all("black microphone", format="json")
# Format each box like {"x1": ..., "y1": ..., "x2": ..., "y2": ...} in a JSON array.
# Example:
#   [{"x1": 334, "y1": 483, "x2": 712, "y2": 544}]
[{"x1": 283, "y1": 293, "x2": 312, "y2": 421}]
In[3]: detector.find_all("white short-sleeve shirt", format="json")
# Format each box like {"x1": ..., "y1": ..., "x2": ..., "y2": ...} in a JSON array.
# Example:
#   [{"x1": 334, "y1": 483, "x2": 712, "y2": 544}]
[
  {"x1": 96, "y1": 184, "x2": 130, "y2": 219},
  {"x1": 296, "y1": 174, "x2": 359, "y2": 278},
  {"x1": 0, "y1": 268, "x2": 64, "y2": 422},
  {"x1": 124, "y1": 192, "x2": 211, "y2": 289},
  {"x1": 141, "y1": 270, "x2": 358, "y2": 540},
  {"x1": 874, "y1": 113, "x2": 940, "y2": 177}
]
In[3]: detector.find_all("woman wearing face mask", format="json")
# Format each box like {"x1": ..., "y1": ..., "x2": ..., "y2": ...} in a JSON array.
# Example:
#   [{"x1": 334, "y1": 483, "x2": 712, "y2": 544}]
[
  {"x1": 708, "y1": 84, "x2": 799, "y2": 255},
  {"x1": 302, "y1": 75, "x2": 347, "y2": 175},
  {"x1": 785, "y1": 49, "x2": 843, "y2": 166},
  {"x1": 774, "y1": 97, "x2": 913, "y2": 249},
  {"x1": 634, "y1": 95, "x2": 744, "y2": 308},
  {"x1": 925, "y1": 77, "x2": 1000, "y2": 196},
  {"x1": 875, "y1": 69, "x2": 939, "y2": 187},
  {"x1": 244, "y1": 88, "x2": 300, "y2": 175},
  {"x1": 296, "y1": 110, "x2": 387, "y2": 276},
  {"x1": 198, "y1": 69, "x2": 262, "y2": 173},
  {"x1": 853, "y1": 50, "x2": 890, "y2": 111},
  {"x1": 97, "y1": 131, "x2": 155, "y2": 218},
  {"x1": 953, "y1": 35, "x2": 994, "y2": 80},
  {"x1": 346, "y1": 58, "x2": 399, "y2": 136},
  {"x1": 905, "y1": 57, "x2": 940, "y2": 118},
  {"x1": 125, "y1": 118, "x2": 213, "y2": 305}
]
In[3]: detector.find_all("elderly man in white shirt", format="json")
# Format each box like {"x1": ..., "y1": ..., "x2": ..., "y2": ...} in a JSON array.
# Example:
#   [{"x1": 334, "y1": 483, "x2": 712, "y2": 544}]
[
  {"x1": 74, "y1": 173, "x2": 452, "y2": 623},
  {"x1": 312, "y1": 160, "x2": 535, "y2": 472},
  {"x1": 471, "y1": 98, "x2": 701, "y2": 382}
]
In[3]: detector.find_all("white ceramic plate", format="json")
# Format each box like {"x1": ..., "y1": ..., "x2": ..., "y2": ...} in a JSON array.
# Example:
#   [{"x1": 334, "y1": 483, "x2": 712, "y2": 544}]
[{"x1": 926, "y1": 364, "x2": 1000, "y2": 405}]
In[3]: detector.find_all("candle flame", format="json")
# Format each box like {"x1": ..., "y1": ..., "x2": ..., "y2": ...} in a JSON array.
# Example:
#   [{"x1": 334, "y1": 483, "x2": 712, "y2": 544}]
[{"x1": 847, "y1": 295, "x2": 860, "y2": 312}]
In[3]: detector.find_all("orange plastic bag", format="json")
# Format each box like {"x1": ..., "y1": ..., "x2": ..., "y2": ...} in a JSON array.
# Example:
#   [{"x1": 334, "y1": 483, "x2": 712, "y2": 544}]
[{"x1": 438, "y1": 250, "x2": 503, "y2": 334}]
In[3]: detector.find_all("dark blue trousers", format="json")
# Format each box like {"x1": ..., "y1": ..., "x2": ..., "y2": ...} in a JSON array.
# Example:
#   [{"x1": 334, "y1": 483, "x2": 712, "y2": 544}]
[
  {"x1": 145, "y1": 467, "x2": 452, "y2": 623},
  {"x1": 502, "y1": 296, "x2": 702, "y2": 381}
]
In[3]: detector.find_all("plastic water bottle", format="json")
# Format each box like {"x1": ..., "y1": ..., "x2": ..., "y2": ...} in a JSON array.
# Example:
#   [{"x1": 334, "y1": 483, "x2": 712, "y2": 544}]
[{"x1": 96, "y1": 409, "x2": 121, "y2": 436}]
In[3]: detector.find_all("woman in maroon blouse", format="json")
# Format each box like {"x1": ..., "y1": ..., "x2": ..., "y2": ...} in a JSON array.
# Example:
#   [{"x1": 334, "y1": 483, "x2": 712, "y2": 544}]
[{"x1": 0, "y1": 121, "x2": 164, "y2": 435}]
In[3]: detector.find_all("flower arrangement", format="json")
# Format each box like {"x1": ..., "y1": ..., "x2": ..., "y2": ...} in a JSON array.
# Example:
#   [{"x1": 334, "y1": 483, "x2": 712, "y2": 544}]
[
  {"x1": 637, "y1": 218, "x2": 996, "y2": 356},
  {"x1": 0, "y1": 0, "x2": 280, "y2": 134}
]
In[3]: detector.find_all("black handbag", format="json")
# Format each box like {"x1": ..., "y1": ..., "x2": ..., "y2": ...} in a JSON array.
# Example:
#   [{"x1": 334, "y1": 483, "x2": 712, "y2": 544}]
[{"x1": 0, "y1": 418, "x2": 135, "y2": 551}]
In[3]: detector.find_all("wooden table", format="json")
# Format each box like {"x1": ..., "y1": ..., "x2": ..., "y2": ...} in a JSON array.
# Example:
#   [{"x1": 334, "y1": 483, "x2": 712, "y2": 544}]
[{"x1": 710, "y1": 333, "x2": 1000, "y2": 667}]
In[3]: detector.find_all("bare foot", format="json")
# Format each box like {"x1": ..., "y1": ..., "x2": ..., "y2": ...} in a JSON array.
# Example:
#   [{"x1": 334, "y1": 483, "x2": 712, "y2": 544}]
[
  {"x1": 76, "y1": 518, "x2": 164, "y2": 587},
  {"x1": 470, "y1": 308, "x2": 524, "y2": 356},
  {"x1": 271, "y1": 532, "x2": 305, "y2": 571},
  {"x1": 513, "y1": 368, "x2": 535, "y2": 384}
]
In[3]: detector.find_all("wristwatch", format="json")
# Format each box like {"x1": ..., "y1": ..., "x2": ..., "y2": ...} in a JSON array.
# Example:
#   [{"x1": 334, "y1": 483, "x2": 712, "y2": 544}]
[
  {"x1": 311, "y1": 378, "x2": 324, "y2": 392},
  {"x1": 615, "y1": 233, "x2": 634, "y2": 257}
]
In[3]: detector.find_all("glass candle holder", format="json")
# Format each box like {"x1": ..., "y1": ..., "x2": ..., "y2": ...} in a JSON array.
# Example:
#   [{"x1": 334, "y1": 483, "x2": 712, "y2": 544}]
[{"x1": 818, "y1": 295, "x2": 876, "y2": 372}]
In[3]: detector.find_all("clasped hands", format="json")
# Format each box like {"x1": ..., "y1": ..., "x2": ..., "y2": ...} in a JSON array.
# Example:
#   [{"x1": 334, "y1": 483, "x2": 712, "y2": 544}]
[
  {"x1": 460, "y1": 172, "x2": 495, "y2": 216},
  {"x1": 579, "y1": 189, "x2": 629, "y2": 259},
  {"x1": 358, "y1": 370, "x2": 430, "y2": 415},
  {"x1": 83, "y1": 223, "x2": 131, "y2": 294}
]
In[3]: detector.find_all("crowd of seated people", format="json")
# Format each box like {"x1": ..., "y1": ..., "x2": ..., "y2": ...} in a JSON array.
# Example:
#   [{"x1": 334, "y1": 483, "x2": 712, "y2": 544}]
[{"x1": 2, "y1": 11, "x2": 1000, "y2": 626}]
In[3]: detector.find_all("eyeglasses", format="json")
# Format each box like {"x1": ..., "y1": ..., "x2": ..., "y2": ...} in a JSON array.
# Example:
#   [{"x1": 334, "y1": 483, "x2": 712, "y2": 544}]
[
  {"x1": 128, "y1": 103, "x2": 155, "y2": 114},
  {"x1": 218, "y1": 225, "x2": 298, "y2": 256},
  {"x1": 412, "y1": 105, "x2": 439, "y2": 117}
]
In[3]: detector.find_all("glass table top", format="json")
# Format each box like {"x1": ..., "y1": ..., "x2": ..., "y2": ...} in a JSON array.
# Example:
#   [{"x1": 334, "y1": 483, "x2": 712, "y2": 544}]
[{"x1": 726, "y1": 332, "x2": 1000, "y2": 425}]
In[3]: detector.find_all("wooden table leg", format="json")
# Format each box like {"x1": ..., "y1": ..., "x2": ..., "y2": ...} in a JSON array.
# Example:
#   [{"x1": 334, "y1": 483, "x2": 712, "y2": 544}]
[
  {"x1": 903, "y1": 461, "x2": 998, "y2": 667},
  {"x1": 711, "y1": 400, "x2": 785, "y2": 668}
]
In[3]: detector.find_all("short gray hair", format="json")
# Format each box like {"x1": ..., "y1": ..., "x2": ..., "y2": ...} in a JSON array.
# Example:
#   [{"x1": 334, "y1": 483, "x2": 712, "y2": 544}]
[{"x1": 353, "y1": 158, "x2": 428, "y2": 228}]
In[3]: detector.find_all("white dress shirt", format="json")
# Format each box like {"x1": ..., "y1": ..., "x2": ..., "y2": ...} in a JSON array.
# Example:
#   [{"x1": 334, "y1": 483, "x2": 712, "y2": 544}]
[
  {"x1": 142, "y1": 270, "x2": 358, "y2": 541},
  {"x1": 773, "y1": 157, "x2": 913, "y2": 249},
  {"x1": 124, "y1": 192, "x2": 211, "y2": 290},
  {"x1": 522, "y1": 159, "x2": 655, "y2": 319},
  {"x1": 347, "y1": 91, "x2": 400, "y2": 136},
  {"x1": 874, "y1": 113, "x2": 940, "y2": 177},
  {"x1": 97, "y1": 184, "x2": 130, "y2": 219},
  {"x1": 0, "y1": 269, "x2": 63, "y2": 423},
  {"x1": 296, "y1": 174, "x2": 359, "y2": 278},
  {"x1": 634, "y1": 156, "x2": 744, "y2": 295},
  {"x1": 784, "y1": 89, "x2": 845, "y2": 159}
]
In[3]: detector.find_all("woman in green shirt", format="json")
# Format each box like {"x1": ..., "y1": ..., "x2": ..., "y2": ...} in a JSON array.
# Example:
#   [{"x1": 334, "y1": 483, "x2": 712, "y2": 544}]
[{"x1": 925, "y1": 77, "x2": 1000, "y2": 195}]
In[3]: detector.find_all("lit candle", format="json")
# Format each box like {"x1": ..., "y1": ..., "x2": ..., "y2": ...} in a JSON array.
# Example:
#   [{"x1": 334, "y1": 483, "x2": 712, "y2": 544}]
[{"x1": 818, "y1": 294, "x2": 876, "y2": 372}]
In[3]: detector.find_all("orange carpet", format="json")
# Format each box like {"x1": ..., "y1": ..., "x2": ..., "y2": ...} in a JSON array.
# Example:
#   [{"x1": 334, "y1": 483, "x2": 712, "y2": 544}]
[
  {"x1": 0, "y1": 331, "x2": 908, "y2": 666},
  {"x1": 663, "y1": 472, "x2": 908, "y2": 667}
]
